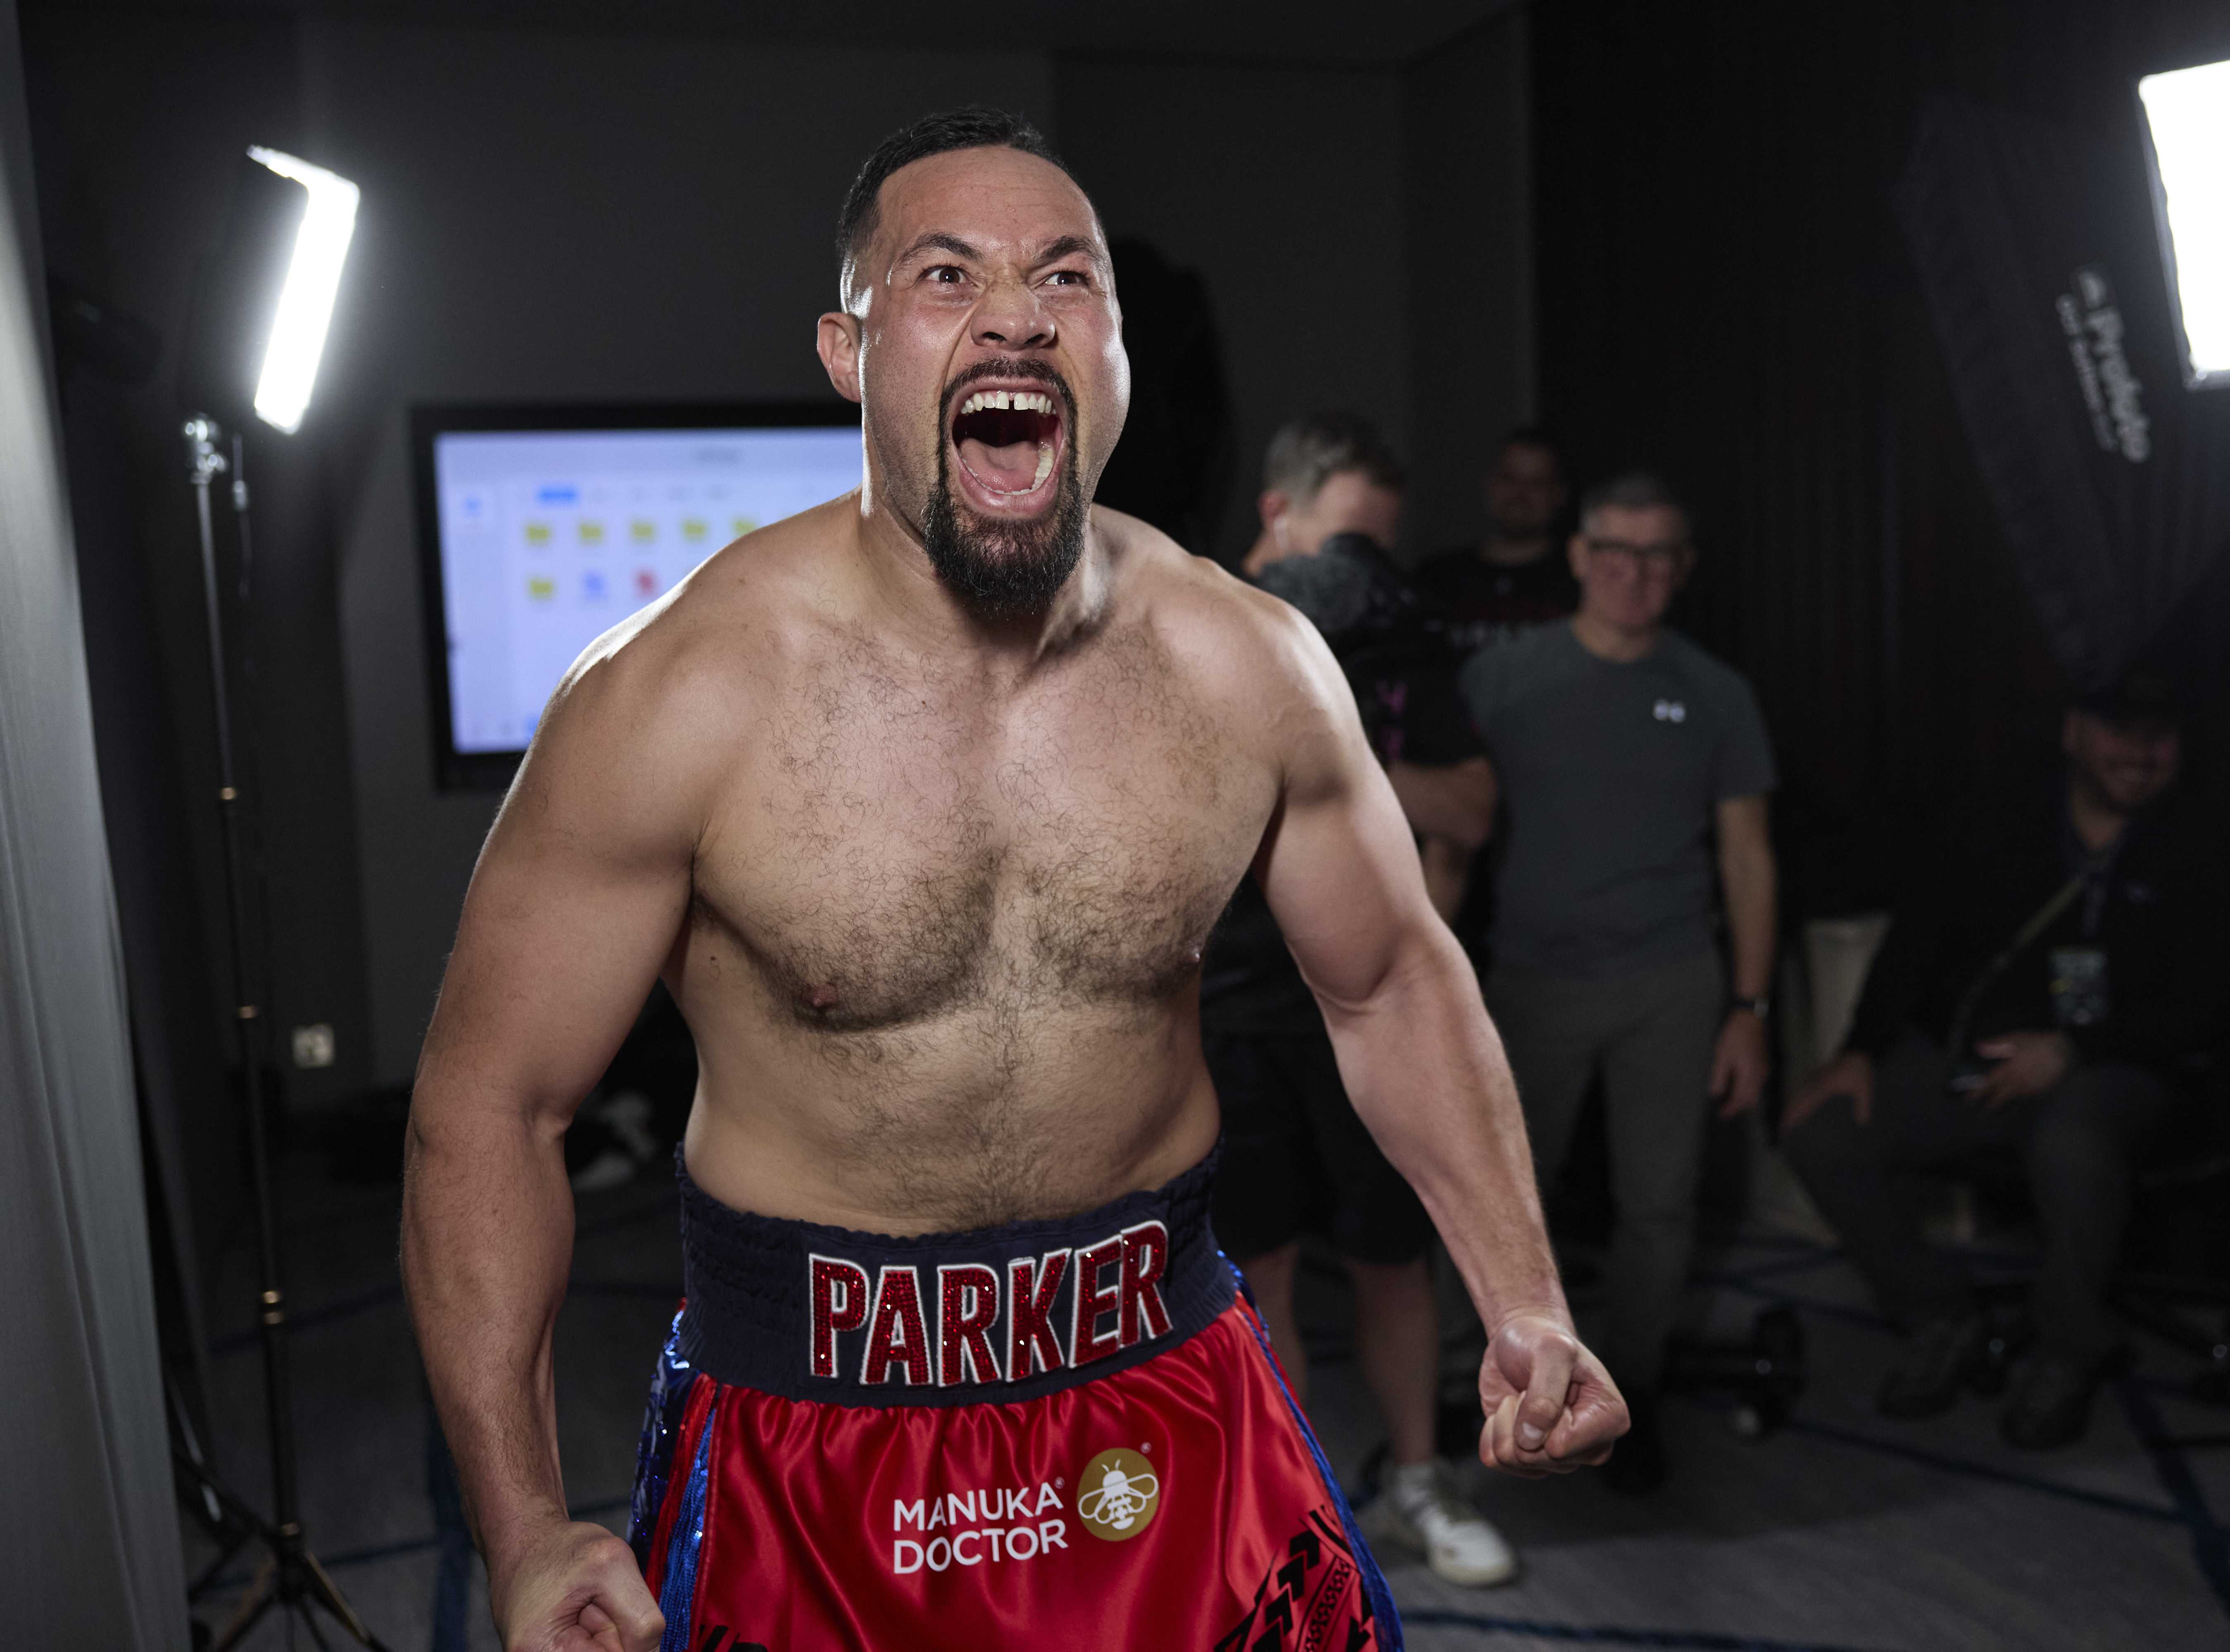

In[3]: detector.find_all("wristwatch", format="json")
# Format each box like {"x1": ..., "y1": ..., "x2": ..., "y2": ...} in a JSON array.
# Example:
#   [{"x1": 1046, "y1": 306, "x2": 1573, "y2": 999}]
[{"x1": 1732, "y1": 995, "x2": 1771, "y2": 1021}]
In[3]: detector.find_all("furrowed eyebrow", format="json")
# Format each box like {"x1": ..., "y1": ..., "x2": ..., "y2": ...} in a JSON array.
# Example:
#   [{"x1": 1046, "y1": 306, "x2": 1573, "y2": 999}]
[
  {"x1": 1035, "y1": 235, "x2": 1101, "y2": 269},
  {"x1": 898, "y1": 231, "x2": 982, "y2": 266}
]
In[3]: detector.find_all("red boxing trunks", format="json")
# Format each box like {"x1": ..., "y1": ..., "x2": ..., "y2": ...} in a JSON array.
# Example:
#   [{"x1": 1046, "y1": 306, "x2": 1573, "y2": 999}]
[{"x1": 628, "y1": 1150, "x2": 1400, "y2": 1651}]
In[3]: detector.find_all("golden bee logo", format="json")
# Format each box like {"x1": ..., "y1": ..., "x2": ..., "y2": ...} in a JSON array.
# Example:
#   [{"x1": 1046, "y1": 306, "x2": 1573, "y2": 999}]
[{"x1": 1076, "y1": 1447, "x2": 1161, "y2": 1542}]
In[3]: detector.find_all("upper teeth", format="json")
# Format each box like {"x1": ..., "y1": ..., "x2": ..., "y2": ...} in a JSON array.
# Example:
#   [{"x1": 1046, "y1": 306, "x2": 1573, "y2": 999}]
[{"x1": 960, "y1": 389, "x2": 1055, "y2": 416}]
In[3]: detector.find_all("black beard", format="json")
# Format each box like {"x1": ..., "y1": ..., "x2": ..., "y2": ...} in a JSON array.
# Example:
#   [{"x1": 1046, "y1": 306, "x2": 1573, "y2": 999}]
[{"x1": 920, "y1": 400, "x2": 1087, "y2": 620}]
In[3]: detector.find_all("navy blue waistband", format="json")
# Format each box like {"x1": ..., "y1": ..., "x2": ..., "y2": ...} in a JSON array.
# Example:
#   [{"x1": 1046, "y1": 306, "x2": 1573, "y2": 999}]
[{"x1": 674, "y1": 1148, "x2": 1234, "y2": 1407}]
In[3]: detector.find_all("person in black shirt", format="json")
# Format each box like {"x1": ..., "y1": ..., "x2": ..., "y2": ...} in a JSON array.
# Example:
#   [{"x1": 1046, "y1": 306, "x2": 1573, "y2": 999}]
[
  {"x1": 1783, "y1": 676, "x2": 2230, "y2": 1448},
  {"x1": 1206, "y1": 413, "x2": 1514, "y2": 1585},
  {"x1": 1412, "y1": 427, "x2": 1579, "y2": 654},
  {"x1": 1412, "y1": 428, "x2": 1581, "y2": 944}
]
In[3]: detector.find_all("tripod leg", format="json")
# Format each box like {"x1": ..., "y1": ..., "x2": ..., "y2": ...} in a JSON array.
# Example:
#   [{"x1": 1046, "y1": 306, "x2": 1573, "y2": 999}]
[
  {"x1": 212, "y1": 1554, "x2": 279, "y2": 1652},
  {"x1": 302, "y1": 1552, "x2": 392, "y2": 1652}
]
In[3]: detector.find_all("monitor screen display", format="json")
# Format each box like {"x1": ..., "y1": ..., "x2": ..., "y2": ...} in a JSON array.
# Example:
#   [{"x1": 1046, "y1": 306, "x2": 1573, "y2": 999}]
[{"x1": 414, "y1": 404, "x2": 860, "y2": 786}]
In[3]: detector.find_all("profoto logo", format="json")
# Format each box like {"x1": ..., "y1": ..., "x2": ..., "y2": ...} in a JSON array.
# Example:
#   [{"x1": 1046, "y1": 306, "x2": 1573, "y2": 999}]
[
  {"x1": 1076, "y1": 1446, "x2": 1162, "y2": 1542},
  {"x1": 2056, "y1": 266, "x2": 2151, "y2": 464}
]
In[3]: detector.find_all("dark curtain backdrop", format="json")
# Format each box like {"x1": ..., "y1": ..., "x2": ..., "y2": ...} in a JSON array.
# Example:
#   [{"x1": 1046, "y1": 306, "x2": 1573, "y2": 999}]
[{"x1": 1531, "y1": 0, "x2": 2230, "y2": 914}]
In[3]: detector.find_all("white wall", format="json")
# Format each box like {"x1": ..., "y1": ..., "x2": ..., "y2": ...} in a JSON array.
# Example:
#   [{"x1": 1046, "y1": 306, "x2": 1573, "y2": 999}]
[{"x1": 304, "y1": 20, "x2": 1055, "y2": 1079}]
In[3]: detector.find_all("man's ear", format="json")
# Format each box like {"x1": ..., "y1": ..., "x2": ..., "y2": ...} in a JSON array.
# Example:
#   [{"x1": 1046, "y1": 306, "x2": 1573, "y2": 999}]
[
  {"x1": 1258, "y1": 489, "x2": 1291, "y2": 534},
  {"x1": 817, "y1": 311, "x2": 864, "y2": 404},
  {"x1": 1673, "y1": 546, "x2": 1698, "y2": 591},
  {"x1": 1567, "y1": 530, "x2": 1588, "y2": 581}
]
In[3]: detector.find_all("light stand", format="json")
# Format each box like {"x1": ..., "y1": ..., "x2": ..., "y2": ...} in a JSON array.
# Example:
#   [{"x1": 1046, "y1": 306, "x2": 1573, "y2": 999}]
[{"x1": 172, "y1": 413, "x2": 389, "y2": 1652}]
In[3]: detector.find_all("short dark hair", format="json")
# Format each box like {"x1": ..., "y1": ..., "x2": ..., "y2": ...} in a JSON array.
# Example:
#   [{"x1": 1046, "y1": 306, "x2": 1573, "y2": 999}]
[
  {"x1": 1496, "y1": 424, "x2": 1567, "y2": 474},
  {"x1": 1579, "y1": 469, "x2": 1690, "y2": 537},
  {"x1": 1262, "y1": 412, "x2": 1406, "y2": 503},
  {"x1": 837, "y1": 107, "x2": 1072, "y2": 297}
]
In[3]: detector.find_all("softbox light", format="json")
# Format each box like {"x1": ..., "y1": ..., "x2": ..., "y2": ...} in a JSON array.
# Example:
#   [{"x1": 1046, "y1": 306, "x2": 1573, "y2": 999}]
[
  {"x1": 179, "y1": 147, "x2": 358, "y2": 433},
  {"x1": 2138, "y1": 59, "x2": 2230, "y2": 391},
  {"x1": 1896, "y1": 97, "x2": 2230, "y2": 690}
]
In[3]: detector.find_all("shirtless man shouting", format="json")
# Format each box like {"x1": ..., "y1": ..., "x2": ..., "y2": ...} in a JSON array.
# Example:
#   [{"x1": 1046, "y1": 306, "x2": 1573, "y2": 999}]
[{"x1": 403, "y1": 107, "x2": 1625, "y2": 1652}]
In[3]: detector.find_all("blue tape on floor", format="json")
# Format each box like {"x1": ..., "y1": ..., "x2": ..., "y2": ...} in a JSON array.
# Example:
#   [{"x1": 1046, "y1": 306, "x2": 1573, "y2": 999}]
[
  {"x1": 1704, "y1": 1250, "x2": 1848, "y2": 1287},
  {"x1": 2114, "y1": 1377, "x2": 2230, "y2": 1628},
  {"x1": 1399, "y1": 1608, "x2": 1882, "y2": 1650},
  {"x1": 1701, "y1": 1277, "x2": 1892, "y2": 1332},
  {"x1": 1781, "y1": 1415, "x2": 2216, "y2": 1531}
]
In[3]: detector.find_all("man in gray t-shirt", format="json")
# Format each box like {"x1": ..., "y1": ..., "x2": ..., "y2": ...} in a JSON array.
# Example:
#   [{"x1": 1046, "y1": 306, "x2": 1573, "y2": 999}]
[{"x1": 1459, "y1": 471, "x2": 1779, "y2": 1493}]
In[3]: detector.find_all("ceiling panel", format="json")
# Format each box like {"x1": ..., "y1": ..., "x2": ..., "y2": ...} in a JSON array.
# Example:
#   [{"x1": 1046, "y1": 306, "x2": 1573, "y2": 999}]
[{"x1": 17, "y1": 0, "x2": 1520, "y2": 67}]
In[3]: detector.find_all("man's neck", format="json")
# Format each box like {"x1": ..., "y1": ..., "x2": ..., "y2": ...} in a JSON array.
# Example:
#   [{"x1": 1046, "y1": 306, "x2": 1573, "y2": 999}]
[
  {"x1": 853, "y1": 496, "x2": 1110, "y2": 670},
  {"x1": 1479, "y1": 532, "x2": 1551, "y2": 570},
  {"x1": 2066, "y1": 775, "x2": 2133, "y2": 854},
  {"x1": 1569, "y1": 608, "x2": 1658, "y2": 664}
]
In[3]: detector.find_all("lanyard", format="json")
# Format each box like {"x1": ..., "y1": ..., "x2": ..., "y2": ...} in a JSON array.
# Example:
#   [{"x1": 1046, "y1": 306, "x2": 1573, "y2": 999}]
[{"x1": 1944, "y1": 874, "x2": 2087, "y2": 1060}]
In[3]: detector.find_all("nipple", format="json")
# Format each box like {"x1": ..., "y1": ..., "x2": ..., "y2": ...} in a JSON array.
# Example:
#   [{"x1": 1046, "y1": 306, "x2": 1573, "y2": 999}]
[{"x1": 801, "y1": 983, "x2": 840, "y2": 1014}]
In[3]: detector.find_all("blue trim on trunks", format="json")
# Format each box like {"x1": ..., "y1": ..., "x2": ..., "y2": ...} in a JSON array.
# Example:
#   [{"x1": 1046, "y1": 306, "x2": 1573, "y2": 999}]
[
  {"x1": 655, "y1": 1407, "x2": 714, "y2": 1652},
  {"x1": 627, "y1": 1311, "x2": 699, "y2": 1571},
  {"x1": 1230, "y1": 1258, "x2": 1404, "y2": 1650}
]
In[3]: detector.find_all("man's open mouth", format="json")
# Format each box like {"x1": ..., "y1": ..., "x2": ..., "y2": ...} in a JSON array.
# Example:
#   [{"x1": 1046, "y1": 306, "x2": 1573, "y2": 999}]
[{"x1": 949, "y1": 385, "x2": 1065, "y2": 507}]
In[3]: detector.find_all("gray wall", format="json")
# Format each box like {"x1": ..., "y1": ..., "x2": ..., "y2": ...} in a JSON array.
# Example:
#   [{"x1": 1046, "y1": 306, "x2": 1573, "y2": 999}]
[
  {"x1": 333, "y1": 33, "x2": 1474, "y2": 1084},
  {"x1": 24, "y1": 3, "x2": 347, "y2": 1316},
  {"x1": 304, "y1": 22, "x2": 1055, "y2": 1080},
  {"x1": 1058, "y1": 55, "x2": 1413, "y2": 563},
  {"x1": 23, "y1": 10, "x2": 1534, "y2": 1093}
]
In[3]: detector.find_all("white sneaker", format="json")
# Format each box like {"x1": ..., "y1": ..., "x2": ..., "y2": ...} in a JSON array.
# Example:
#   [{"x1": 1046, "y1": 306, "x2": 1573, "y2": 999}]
[{"x1": 1360, "y1": 1460, "x2": 1519, "y2": 1587}]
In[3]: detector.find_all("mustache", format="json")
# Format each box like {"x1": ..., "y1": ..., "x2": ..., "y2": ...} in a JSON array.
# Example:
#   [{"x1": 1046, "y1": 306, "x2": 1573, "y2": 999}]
[{"x1": 940, "y1": 357, "x2": 1077, "y2": 427}]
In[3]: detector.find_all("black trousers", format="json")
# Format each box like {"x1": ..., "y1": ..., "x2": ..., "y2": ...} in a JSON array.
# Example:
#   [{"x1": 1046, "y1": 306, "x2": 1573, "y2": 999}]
[{"x1": 1783, "y1": 1029, "x2": 2172, "y2": 1363}]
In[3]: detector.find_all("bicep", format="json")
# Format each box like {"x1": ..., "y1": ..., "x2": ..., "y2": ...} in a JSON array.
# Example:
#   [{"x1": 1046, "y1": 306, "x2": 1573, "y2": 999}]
[
  {"x1": 1255, "y1": 640, "x2": 1450, "y2": 1012},
  {"x1": 416, "y1": 676, "x2": 704, "y2": 1127}
]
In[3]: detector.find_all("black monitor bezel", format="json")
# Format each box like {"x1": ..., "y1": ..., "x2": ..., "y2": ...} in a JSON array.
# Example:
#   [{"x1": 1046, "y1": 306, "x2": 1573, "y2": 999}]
[{"x1": 410, "y1": 399, "x2": 861, "y2": 791}]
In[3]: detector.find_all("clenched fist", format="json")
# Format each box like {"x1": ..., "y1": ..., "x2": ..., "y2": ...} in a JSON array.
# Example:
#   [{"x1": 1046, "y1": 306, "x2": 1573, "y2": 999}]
[
  {"x1": 493, "y1": 1519, "x2": 664, "y2": 1652},
  {"x1": 1476, "y1": 1313, "x2": 1629, "y2": 1478}
]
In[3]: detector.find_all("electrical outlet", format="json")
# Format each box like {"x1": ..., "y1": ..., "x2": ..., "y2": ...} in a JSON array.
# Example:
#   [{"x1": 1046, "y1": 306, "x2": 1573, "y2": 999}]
[{"x1": 292, "y1": 1023, "x2": 335, "y2": 1068}]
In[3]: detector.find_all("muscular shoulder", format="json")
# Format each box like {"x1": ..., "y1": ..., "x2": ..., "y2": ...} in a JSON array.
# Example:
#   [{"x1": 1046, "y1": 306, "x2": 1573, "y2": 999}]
[
  {"x1": 1094, "y1": 507, "x2": 1350, "y2": 745},
  {"x1": 505, "y1": 498, "x2": 854, "y2": 840}
]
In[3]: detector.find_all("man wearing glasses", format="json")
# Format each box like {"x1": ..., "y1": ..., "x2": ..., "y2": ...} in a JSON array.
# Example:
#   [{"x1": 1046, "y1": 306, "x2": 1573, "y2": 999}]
[{"x1": 1457, "y1": 472, "x2": 1778, "y2": 1493}]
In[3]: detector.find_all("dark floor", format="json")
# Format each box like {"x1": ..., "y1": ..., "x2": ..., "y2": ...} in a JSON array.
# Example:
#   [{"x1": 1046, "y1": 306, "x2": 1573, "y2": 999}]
[{"x1": 181, "y1": 1150, "x2": 2230, "y2": 1651}]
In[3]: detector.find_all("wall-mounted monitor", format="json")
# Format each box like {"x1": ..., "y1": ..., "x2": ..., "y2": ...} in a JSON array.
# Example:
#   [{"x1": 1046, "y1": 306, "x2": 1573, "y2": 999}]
[{"x1": 412, "y1": 401, "x2": 861, "y2": 789}]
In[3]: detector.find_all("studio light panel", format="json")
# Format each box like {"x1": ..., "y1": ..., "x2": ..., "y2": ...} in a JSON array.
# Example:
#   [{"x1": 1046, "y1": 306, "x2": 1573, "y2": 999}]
[
  {"x1": 2138, "y1": 59, "x2": 2230, "y2": 389},
  {"x1": 245, "y1": 147, "x2": 360, "y2": 433}
]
